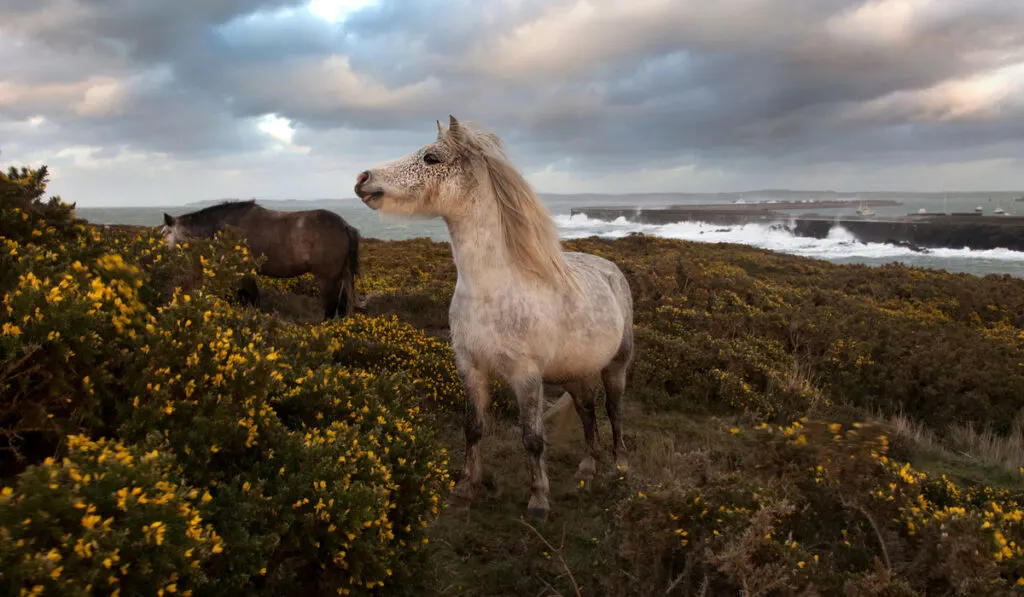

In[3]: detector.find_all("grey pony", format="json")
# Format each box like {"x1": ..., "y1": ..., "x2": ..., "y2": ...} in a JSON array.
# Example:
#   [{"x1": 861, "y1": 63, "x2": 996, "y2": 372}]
[{"x1": 354, "y1": 116, "x2": 634, "y2": 521}]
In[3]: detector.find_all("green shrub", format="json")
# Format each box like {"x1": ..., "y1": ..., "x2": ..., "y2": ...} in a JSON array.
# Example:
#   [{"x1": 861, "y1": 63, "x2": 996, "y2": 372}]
[
  {"x1": 0, "y1": 434, "x2": 222, "y2": 596},
  {"x1": 608, "y1": 420, "x2": 1024, "y2": 596}
]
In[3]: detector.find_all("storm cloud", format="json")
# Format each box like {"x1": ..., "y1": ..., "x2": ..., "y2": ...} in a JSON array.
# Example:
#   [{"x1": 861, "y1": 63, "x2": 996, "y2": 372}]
[{"x1": 1, "y1": 0, "x2": 1022, "y2": 205}]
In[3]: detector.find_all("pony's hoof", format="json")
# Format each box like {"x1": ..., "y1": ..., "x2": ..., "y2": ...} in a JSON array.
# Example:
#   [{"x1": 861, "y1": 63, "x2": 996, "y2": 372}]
[
  {"x1": 614, "y1": 456, "x2": 631, "y2": 474},
  {"x1": 527, "y1": 506, "x2": 550, "y2": 523},
  {"x1": 576, "y1": 458, "x2": 597, "y2": 481},
  {"x1": 482, "y1": 470, "x2": 497, "y2": 490},
  {"x1": 448, "y1": 481, "x2": 477, "y2": 509},
  {"x1": 527, "y1": 493, "x2": 550, "y2": 523}
]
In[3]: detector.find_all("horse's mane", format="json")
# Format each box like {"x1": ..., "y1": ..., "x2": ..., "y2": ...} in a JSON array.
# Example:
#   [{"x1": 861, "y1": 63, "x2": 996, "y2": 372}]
[
  {"x1": 447, "y1": 122, "x2": 577, "y2": 292},
  {"x1": 183, "y1": 199, "x2": 258, "y2": 222}
]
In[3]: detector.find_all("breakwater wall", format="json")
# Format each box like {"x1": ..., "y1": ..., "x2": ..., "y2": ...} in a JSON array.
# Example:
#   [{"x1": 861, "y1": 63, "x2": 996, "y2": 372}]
[{"x1": 569, "y1": 207, "x2": 1024, "y2": 252}]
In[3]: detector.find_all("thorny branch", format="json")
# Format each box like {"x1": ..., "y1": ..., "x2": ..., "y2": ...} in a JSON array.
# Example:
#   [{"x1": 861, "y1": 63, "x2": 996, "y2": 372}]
[
  {"x1": 842, "y1": 496, "x2": 892, "y2": 572},
  {"x1": 519, "y1": 517, "x2": 582, "y2": 597}
]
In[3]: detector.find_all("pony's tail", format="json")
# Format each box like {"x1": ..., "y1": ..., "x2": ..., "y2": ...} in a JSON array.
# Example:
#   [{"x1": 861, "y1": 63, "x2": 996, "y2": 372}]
[
  {"x1": 346, "y1": 224, "x2": 360, "y2": 278},
  {"x1": 544, "y1": 392, "x2": 576, "y2": 446}
]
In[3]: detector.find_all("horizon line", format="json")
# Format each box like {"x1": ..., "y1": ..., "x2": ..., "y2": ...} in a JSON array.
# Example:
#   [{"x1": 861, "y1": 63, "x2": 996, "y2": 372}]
[{"x1": 71, "y1": 188, "x2": 1024, "y2": 209}]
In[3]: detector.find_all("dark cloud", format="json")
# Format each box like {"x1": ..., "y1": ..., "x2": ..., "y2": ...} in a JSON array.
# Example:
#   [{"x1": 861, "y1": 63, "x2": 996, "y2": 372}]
[{"x1": 1, "y1": 0, "x2": 1022, "y2": 205}]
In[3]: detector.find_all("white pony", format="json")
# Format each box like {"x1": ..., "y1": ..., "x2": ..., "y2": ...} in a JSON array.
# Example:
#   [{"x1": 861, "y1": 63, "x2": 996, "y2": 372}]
[{"x1": 354, "y1": 116, "x2": 634, "y2": 521}]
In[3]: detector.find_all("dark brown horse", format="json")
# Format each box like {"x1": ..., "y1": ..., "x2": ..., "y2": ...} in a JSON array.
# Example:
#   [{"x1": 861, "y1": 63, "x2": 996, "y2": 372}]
[{"x1": 162, "y1": 200, "x2": 360, "y2": 319}]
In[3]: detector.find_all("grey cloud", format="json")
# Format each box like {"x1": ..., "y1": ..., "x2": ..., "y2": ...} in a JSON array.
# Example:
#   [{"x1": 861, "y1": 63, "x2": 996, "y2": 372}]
[
  {"x1": 1, "y1": 0, "x2": 1023, "y2": 198},
  {"x1": 6, "y1": 0, "x2": 307, "y2": 59}
]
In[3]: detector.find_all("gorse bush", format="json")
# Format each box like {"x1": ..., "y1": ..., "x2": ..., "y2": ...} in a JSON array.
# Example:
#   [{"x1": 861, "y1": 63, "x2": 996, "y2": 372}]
[
  {"x1": 118, "y1": 292, "x2": 452, "y2": 594},
  {"x1": 316, "y1": 314, "x2": 464, "y2": 407},
  {"x1": 0, "y1": 435, "x2": 222, "y2": 596},
  {"x1": 1, "y1": 247, "x2": 151, "y2": 456},
  {"x1": 0, "y1": 166, "x2": 452, "y2": 596},
  {"x1": 609, "y1": 420, "x2": 1024, "y2": 596}
]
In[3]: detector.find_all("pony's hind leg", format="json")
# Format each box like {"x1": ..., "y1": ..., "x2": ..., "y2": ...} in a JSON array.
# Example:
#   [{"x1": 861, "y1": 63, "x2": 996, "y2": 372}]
[
  {"x1": 565, "y1": 378, "x2": 601, "y2": 481},
  {"x1": 318, "y1": 274, "x2": 344, "y2": 320},
  {"x1": 236, "y1": 275, "x2": 261, "y2": 309},
  {"x1": 598, "y1": 352, "x2": 630, "y2": 475},
  {"x1": 449, "y1": 363, "x2": 491, "y2": 508}
]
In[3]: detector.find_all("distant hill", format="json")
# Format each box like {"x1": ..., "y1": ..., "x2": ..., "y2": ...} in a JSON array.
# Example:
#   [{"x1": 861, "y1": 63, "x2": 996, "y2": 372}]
[{"x1": 183, "y1": 190, "x2": 1024, "y2": 209}]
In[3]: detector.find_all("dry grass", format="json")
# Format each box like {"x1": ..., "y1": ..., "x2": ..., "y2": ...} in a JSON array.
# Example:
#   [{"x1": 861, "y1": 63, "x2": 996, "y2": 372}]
[
  {"x1": 885, "y1": 409, "x2": 1024, "y2": 488},
  {"x1": 948, "y1": 416, "x2": 1024, "y2": 475}
]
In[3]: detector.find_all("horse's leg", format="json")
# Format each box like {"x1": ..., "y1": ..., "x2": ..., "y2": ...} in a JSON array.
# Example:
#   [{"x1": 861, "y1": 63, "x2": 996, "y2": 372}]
[
  {"x1": 341, "y1": 268, "x2": 357, "y2": 316},
  {"x1": 449, "y1": 362, "x2": 491, "y2": 507},
  {"x1": 237, "y1": 274, "x2": 260, "y2": 309},
  {"x1": 336, "y1": 278, "x2": 349, "y2": 319},
  {"x1": 602, "y1": 334, "x2": 633, "y2": 473},
  {"x1": 565, "y1": 378, "x2": 600, "y2": 481},
  {"x1": 318, "y1": 274, "x2": 344, "y2": 320},
  {"x1": 513, "y1": 371, "x2": 550, "y2": 521}
]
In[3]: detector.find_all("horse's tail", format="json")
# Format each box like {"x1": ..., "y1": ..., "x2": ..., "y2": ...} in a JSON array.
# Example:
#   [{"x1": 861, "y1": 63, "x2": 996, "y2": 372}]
[
  {"x1": 544, "y1": 392, "x2": 576, "y2": 446},
  {"x1": 346, "y1": 224, "x2": 360, "y2": 278}
]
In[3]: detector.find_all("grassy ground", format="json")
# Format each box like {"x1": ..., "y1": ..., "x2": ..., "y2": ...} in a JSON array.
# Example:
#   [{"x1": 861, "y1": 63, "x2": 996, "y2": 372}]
[{"x1": 415, "y1": 406, "x2": 744, "y2": 596}]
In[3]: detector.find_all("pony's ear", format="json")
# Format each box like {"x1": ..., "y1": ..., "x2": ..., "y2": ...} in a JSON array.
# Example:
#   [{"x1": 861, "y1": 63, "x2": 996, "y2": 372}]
[
  {"x1": 448, "y1": 114, "x2": 463, "y2": 140},
  {"x1": 436, "y1": 119, "x2": 445, "y2": 139},
  {"x1": 163, "y1": 213, "x2": 174, "y2": 227}
]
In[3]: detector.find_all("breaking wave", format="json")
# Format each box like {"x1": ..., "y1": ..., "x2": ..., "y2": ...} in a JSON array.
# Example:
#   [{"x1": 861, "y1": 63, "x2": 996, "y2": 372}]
[{"x1": 554, "y1": 214, "x2": 1024, "y2": 275}]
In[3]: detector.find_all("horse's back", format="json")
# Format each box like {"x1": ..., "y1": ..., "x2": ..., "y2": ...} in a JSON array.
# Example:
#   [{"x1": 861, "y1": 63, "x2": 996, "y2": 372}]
[
  {"x1": 564, "y1": 251, "x2": 632, "y2": 316},
  {"x1": 266, "y1": 207, "x2": 350, "y2": 231},
  {"x1": 241, "y1": 207, "x2": 353, "y2": 277}
]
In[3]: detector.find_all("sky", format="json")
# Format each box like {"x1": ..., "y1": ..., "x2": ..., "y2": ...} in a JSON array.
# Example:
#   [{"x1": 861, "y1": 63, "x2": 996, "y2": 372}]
[{"x1": 1, "y1": 0, "x2": 1023, "y2": 207}]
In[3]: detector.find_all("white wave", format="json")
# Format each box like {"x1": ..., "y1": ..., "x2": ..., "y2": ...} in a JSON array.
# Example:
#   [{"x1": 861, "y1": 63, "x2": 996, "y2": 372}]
[{"x1": 554, "y1": 214, "x2": 1024, "y2": 262}]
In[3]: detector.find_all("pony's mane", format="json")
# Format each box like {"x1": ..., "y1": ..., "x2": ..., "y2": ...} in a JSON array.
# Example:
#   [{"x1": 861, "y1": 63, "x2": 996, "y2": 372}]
[
  {"x1": 447, "y1": 122, "x2": 577, "y2": 291},
  {"x1": 183, "y1": 199, "x2": 258, "y2": 222}
]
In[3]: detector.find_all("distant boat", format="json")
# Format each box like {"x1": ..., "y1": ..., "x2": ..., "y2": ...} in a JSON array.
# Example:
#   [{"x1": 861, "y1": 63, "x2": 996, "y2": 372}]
[
  {"x1": 995, "y1": 207, "x2": 1008, "y2": 216},
  {"x1": 856, "y1": 203, "x2": 874, "y2": 216},
  {"x1": 974, "y1": 206, "x2": 984, "y2": 213}
]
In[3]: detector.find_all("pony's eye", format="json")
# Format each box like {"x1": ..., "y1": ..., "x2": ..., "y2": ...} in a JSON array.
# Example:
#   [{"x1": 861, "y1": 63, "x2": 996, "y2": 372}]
[{"x1": 423, "y1": 152, "x2": 441, "y2": 165}]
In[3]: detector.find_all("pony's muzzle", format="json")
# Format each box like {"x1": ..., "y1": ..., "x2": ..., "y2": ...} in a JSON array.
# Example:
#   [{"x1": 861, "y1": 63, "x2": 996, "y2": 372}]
[
  {"x1": 354, "y1": 171, "x2": 372, "y2": 196},
  {"x1": 354, "y1": 170, "x2": 383, "y2": 209}
]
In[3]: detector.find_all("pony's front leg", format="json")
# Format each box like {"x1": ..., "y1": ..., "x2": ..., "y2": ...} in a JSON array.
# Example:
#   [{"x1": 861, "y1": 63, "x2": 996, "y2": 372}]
[
  {"x1": 514, "y1": 373, "x2": 550, "y2": 522},
  {"x1": 449, "y1": 364, "x2": 491, "y2": 508}
]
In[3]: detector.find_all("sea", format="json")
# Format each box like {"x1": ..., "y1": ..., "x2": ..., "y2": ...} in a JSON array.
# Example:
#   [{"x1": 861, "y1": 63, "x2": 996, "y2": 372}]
[{"x1": 77, "y1": 191, "x2": 1024, "y2": 279}]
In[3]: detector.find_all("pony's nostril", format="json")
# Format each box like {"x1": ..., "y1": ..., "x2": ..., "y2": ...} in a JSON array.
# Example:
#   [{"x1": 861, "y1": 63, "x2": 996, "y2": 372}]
[{"x1": 356, "y1": 171, "x2": 370, "y2": 185}]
